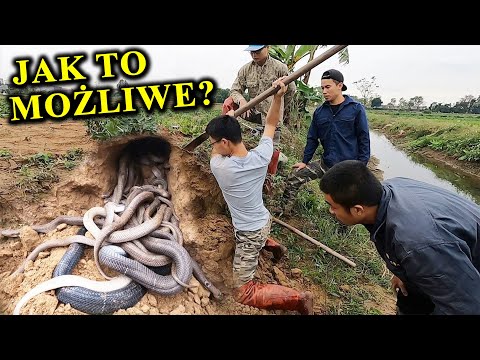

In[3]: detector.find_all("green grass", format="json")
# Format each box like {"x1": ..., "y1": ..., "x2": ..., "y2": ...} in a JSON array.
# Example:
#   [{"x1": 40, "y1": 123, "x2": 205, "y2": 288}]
[
  {"x1": 57, "y1": 148, "x2": 85, "y2": 169},
  {"x1": 18, "y1": 152, "x2": 58, "y2": 195},
  {"x1": 155, "y1": 106, "x2": 222, "y2": 136},
  {"x1": 0, "y1": 95, "x2": 10, "y2": 115},
  {"x1": 368, "y1": 111, "x2": 480, "y2": 162},
  {"x1": 16, "y1": 149, "x2": 84, "y2": 196},
  {"x1": 85, "y1": 109, "x2": 158, "y2": 141},
  {"x1": 0, "y1": 149, "x2": 12, "y2": 158}
]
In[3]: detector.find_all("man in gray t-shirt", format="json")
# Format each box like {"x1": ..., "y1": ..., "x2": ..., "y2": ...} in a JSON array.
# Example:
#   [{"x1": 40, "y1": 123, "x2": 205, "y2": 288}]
[
  {"x1": 205, "y1": 77, "x2": 313, "y2": 315},
  {"x1": 210, "y1": 135, "x2": 272, "y2": 232}
]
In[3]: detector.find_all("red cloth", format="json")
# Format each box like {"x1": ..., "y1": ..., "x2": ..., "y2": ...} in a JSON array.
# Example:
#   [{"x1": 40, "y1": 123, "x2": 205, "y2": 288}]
[{"x1": 267, "y1": 149, "x2": 280, "y2": 175}]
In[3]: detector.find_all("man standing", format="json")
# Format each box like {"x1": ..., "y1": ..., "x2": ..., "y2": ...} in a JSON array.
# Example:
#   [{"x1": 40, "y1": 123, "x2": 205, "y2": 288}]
[
  {"x1": 320, "y1": 160, "x2": 480, "y2": 315},
  {"x1": 280, "y1": 69, "x2": 370, "y2": 215},
  {"x1": 223, "y1": 45, "x2": 296, "y2": 194},
  {"x1": 207, "y1": 78, "x2": 313, "y2": 315}
]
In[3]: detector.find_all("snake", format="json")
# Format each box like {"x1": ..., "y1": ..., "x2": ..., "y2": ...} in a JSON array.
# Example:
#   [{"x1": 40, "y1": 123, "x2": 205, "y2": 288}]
[
  {"x1": 10, "y1": 147, "x2": 224, "y2": 314},
  {"x1": 13, "y1": 241, "x2": 142, "y2": 315},
  {"x1": 92, "y1": 191, "x2": 154, "y2": 280}
]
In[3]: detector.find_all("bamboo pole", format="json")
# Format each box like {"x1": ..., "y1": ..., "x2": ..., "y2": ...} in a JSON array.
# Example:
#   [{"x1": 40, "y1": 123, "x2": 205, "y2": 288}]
[
  {"x1": 272, "y1": 217, "x2": 356, "y2": 268},
  {"x1": 183, "y1": 45, "x2": 348, "y2": 152}
]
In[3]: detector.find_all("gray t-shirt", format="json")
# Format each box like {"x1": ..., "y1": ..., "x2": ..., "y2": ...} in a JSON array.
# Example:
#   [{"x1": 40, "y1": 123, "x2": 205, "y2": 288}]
[{"x1": 210, "y1": 136, "x2": 273, "y2": 231}]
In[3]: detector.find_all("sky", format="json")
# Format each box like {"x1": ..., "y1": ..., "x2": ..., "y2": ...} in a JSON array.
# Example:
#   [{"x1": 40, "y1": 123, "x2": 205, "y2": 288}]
[{"x1": 1, "y1": 45, "x2": 479, "y2": 106}]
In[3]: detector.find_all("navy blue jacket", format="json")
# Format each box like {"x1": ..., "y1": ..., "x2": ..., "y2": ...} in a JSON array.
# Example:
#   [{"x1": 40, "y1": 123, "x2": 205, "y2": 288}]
[
  {"x1": 365, "y1": 177, "x2": 480, "y2": 315},
  {"x1": 303, "y1": 95, "x2": 370, "y2": 168}
]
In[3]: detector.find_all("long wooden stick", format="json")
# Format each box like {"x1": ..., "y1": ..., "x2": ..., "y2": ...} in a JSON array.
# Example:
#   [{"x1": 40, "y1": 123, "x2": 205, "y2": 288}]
[
  {"x1": 272, "y1": 217, "x2": 356, "y2": 267},
  {"x1": 183, "y1": 45, "x2": 348, "y2": 152},
  {"x1": 232, "y1": 45, "x2": 349, "y2": 118}
]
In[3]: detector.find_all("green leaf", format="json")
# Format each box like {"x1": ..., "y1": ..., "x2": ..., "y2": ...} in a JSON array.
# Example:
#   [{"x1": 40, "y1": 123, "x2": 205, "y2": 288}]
[
  {"x1": 293, "y1": 45, "x2": 317, "y2": 62},
  {"x1": 338, "y1": 47, "x2": 350, "y2": 65}
]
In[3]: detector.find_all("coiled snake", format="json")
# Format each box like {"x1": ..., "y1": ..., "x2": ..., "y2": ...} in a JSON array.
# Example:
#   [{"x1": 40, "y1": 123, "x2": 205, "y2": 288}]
[{"x1": 12, "y1": 144, "x2": 223, "y2": 314}]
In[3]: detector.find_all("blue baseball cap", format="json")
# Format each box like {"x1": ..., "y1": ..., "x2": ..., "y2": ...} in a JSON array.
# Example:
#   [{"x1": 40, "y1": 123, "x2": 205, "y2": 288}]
[{"x1": 244, "y1": 45, "x2": 266, "y2": 51}]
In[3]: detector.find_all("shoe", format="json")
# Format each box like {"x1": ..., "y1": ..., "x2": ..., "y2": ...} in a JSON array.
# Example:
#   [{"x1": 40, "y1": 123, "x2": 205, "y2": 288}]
[{"x1": 234, "y1": 280, "x2": 314, "y2": 315}]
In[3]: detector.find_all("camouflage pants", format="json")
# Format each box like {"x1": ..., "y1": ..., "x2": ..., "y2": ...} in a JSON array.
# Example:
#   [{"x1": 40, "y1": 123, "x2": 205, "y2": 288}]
[
  {"x1": 254, "y1": 126, "x2": 281, "y2": 147},
  {"x1": 232, "y1": 217, "x2": 272, "y2": 288},
  {"x1": 282, "y1": 159, "x2": 329, "y2": 205},
  {"x1": 273, "y1": 128, "x2": 281, "y2": 147}
]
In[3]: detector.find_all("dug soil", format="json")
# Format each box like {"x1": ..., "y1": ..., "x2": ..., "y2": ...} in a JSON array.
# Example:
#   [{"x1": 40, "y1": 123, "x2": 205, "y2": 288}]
[{"x1": 0, "y1": 119, "x2": 396, "y2": 315}]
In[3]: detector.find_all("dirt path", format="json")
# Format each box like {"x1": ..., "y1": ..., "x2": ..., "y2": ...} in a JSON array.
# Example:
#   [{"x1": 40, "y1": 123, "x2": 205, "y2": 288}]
[{"x1": 0, "y1": 118, "x2": 396, "y2": 315}]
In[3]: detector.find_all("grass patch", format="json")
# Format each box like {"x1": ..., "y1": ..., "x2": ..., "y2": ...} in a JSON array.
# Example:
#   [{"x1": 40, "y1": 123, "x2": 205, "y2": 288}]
[
  {"x1": 15, "y1": 149, "x2": 84, "y2": 196},
  {"x1": 85, "y1": 109, "x2": 158, "y2": 141},
  {"x1": 17, "y1": 152, "x2": 58, "y2": 195},
  {"x1": 155, "y1": 106, "x2": 222, "y2": 137},
  {"x1": 368, "y1": 111, "x2": 480, "y2": 162},
  {"x1": 57, "y1": 148, "x2": 84, "y2": 169},
  {"x1": 0, "y1": 149, "x2": 12, "y2": 158},
  {"x1": 0, "y1": 96, "x2": 10, "y2": 115}
]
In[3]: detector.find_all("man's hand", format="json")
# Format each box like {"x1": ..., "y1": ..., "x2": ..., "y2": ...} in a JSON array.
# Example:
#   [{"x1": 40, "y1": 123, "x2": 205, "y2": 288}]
[
  {"x1": 391, "y1": 275, "x2": 408, "y2": 296},
  {"x1": 226, "y1": 110, "x2": 235, "y2": 117},
  {"x1": 239, "y1": 99, "x2": 251, "y2": 119},
  {"x1": 292, "y1": 162, "x2": 307, "y2": 171},
  {"x1": 272, "y1": 77, "x2": 287, "y2": 98}
]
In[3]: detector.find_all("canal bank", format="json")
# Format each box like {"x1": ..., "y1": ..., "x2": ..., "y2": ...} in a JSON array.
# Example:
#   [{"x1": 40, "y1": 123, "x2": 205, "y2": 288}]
[{"x1": 370, "y1": 130, "x2": 480, "y2": 205}]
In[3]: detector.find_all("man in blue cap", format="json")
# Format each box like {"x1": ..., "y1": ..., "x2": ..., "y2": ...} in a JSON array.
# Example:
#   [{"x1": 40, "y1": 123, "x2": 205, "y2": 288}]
[{"x1": 222, "y1": 45, "x2": 296, "y2": 195}]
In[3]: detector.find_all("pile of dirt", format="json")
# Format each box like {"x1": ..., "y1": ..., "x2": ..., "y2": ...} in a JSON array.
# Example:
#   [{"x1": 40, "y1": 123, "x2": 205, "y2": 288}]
[{"x1": 0, "y1": 121, "x2": 342, "y2": 315}]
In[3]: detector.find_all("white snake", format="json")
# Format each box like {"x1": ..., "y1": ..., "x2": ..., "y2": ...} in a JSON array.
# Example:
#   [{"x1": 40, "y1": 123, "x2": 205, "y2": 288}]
[
  {"x1": 10, "y1": 144, "x2": 223, "y2": 314},
  {"x1": 14, "y1": 273, "x2": 132, "y2": 315}
]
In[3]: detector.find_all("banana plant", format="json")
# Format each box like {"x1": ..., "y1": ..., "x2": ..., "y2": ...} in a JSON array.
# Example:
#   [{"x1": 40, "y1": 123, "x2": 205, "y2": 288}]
[{"x1": 269, "y1": 45, "x2": 349, "y2": 85}]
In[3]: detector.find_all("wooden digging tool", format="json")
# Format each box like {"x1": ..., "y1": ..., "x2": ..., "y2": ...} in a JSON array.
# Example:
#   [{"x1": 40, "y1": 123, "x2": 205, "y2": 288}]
[
  {"x1": 183, "y1": 44, "x2": 348, "y2": 152},
  {"x1": 272, "y1": 217, "x2": 357, "y2": 267}
]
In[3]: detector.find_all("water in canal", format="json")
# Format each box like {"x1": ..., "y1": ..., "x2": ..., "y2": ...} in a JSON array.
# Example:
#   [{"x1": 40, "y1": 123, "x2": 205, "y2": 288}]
[{"x1": 370, "y1": 130, "x2": 480, "y2": 205}]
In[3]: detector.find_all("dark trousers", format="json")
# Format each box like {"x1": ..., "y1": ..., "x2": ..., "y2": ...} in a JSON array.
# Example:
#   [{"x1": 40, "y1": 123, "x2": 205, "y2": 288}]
[
  {"x1": 396, "y1": 287, "x2": 435, "y2": 315},
  {"x1": 283, "y1": 159, "x2": 329, "y2": 204}
]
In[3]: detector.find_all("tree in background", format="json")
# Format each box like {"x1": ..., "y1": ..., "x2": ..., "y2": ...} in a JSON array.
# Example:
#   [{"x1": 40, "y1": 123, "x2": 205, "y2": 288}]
[
  {"x1": 269, "y1": 45, "x2": 349, "y2": 128},
  {"x1": 386, "y1": 98, "x2": 397, "y2": 108},
  {"x1": 460, "y1": 95, "x2": 477, "y2": 113},
  {"x1": 353, "y1": 76, "x2": 379, "y2": 106},
  {"x1": 214, "y1": 88, "x2": 230, "y2": 104},
  {"x1": 371, "y1": 97, "x2": 383, "y2": 108},
  {"x1": 410, "y1": 96, "x2": 425, "y2": 110}
]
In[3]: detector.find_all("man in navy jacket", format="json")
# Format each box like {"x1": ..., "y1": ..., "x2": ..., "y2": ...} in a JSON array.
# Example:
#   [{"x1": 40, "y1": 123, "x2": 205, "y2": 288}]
[
  {"x1": 280, "y1": 69, "x2": 370, "y2": 215},
  {"x1": 320, "y1": 160, "x2": 480, "y2": 315}
]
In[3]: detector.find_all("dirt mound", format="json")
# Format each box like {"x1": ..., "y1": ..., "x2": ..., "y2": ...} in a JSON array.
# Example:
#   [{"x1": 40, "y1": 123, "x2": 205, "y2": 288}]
[{"x1": 0, "y1": 122, "x2": 327, "y2": 315}]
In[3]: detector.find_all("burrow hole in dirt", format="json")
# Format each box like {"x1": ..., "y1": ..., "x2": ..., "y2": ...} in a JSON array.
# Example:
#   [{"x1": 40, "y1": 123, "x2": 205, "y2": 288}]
[{"x1": 0, "y1": 134, "x2": 241, "y2": 315}]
